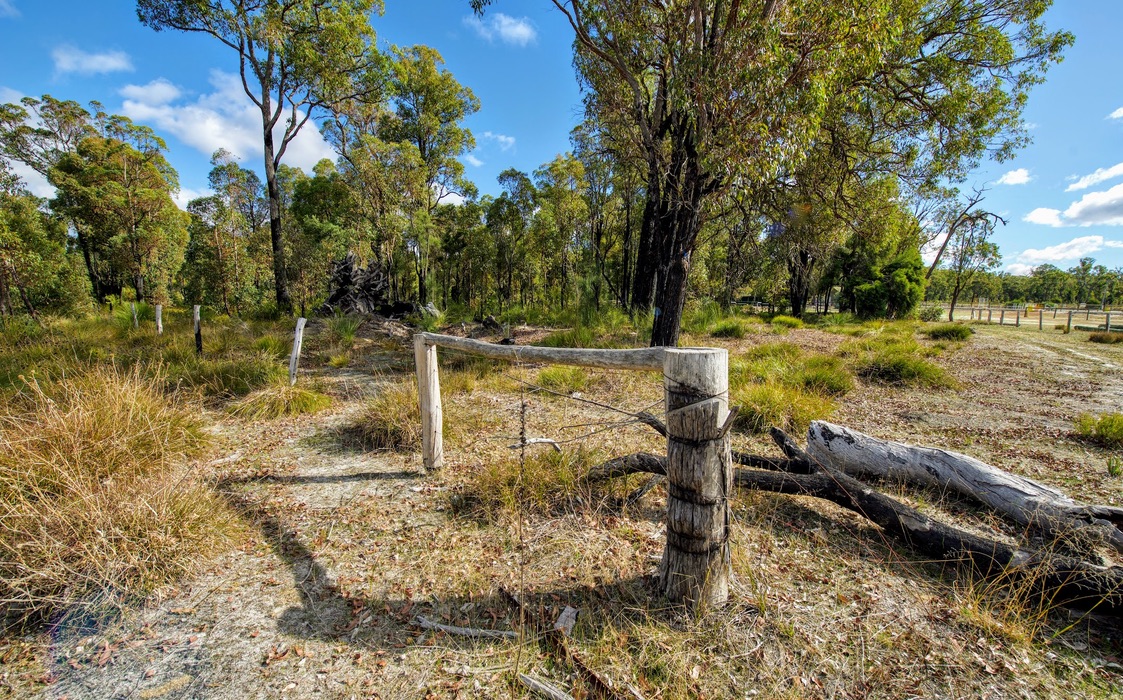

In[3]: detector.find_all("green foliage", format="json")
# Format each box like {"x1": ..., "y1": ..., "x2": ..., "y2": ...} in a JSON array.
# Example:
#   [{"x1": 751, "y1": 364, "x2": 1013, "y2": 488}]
[
  {"x1": 350, "y1": 379, "x2": 423, "y2": 450},
  {"x1": 923, "y1": 323, "x2": 973, "y2": 341},
  {"x1": 167, "y1": 352, "x2": 287, "y2": 400},
  {"x1": 1075, "y1": 413, "x2": 1123, "y2": 449},
  {"x1": 253, "y1": 334, "x2": 290, "y2": 359},
  {"x1": 1108, "y1": 456, "x2": 1122, "y2": 479},
  {"x1": 732, "y1": 382, "x2": 834, "y2": 435},
  {"x1": 919, "y1": 305, "x2": 944, "y2": 322},
  {"x1": 856, "y1": 351, "x2": 953, "y2": 388},
  {"x1": 456, "y1": 446, "x2": 603, "y2": 521},
  {"x1": 710, "y1": 318, "x2": 748, "y2": 338},
  {"x1": 327, "y1": 313, "x2": 364, "y2": 346},
  {"x1": 728, "y1": 342, "x2": 850, "y2": 434}
]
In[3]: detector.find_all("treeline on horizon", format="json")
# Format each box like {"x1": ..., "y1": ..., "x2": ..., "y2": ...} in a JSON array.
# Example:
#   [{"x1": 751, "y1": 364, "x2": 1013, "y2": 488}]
[{"x1": 0, "y1": 1, "x2": 1089, "y2": 340}]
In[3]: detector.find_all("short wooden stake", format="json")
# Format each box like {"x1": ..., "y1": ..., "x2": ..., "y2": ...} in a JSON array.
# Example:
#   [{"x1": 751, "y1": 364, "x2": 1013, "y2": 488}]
[
  {"x1": 155, "y1": 304, "x2": 163, "y2": 335},
  {"x1": 1087, "y1": 308, "x2": 1092, "y2": 320},
  {"x1": 661, "y1": 347, "x2": 732, "y2": 612},
  {"x1": 1016, "y1": 310, "x2": 1020, "y2": 327},
  {"x1": 131, "y1": 302, "x2": 138, "y2": 329},
  {"x1": 1039, "y1": 308, "x2": 1043, "y2": 331},
  {"x1": 1067, "y1": 310, "x2": 1073, "y2": 333},
  {"x1": 288, "y1": 317, "x2": 307, "y2": 386},
  {"x1": 193, "y1": 305, "x2": 203, "y2": 355},
  {"x1": 1000, "y1": 309, "x2": 1005, "y2": 325},
  {"x1": 1107, "y1": 312, "x2": 1113, "y2": 332},
  {"x1": 414, "y1": 335, "x2": 443, "y2": 471},
  {"x1": 970, "y1": 308, "x2": 975, "y2": 320},
  {"x1": 987, "y1": 309, "x2": 992, "y2": 324},
  {"x1": 1053, "y1": 307, "x2": 1058, "y2": 319}
]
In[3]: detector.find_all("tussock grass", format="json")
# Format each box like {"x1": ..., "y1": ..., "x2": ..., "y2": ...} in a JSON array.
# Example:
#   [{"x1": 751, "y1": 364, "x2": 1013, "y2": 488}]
[
  {"x1": 856, "y1": 351, "x2": 954, "y2": 388},
  {"x1": 349, "y1": 379, "x2": 423, "y2": 450},
  {"x1": 326, "y1": 313, "x2": 363, "y2": 346},
  {"x1": 167, "y1": 351, "x2": 287, "y2": 400},
  {"x1": 454, "y1": 446, "x2": 605, "y2": 521},
  {"x1": 1075, "y1": 412, "x2": 1123, "y2": 448},
  {"x1": 1089, "y1": 331, "x2": 1123, "y2": 344},
  {"x1": 728, "y1": 343, "x2": 845, "y2": 434},
  {"x1": 710, "y1": 318, "x2": 748, "y2": 338},
  {"x1": 537, "y1": 366, "x2": 592, "y2": 394},
  {"x1": 923, "y1": 323, "x2": 973, "y2": 341},
  {"x1": 0, "y1": 367, "x2": 239, "y2": 624},
  {"x1": 228, "y1": 381, "x2": 332, "y2": 420},
  {"x1": 732, "y1": 382, "x2": 834, "y2": 434},
  {"x1": 769, "y1": 314, "x2": 804, "y2": 330},
  {"x1": 253, "y1": 334, "x2": 290, "y2": 359}
]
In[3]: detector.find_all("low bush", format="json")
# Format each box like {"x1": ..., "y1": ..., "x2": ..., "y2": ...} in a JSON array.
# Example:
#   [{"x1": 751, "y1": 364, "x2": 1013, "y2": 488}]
[
  {"x1": 923, "y1": 323, "x2": 973, "y2": 341},
  {"x1": 253, "y1": 334, "x2": 290, "y2": 359},
  {"x1": 168, "y1": 352, "x2": 287, "y2": 400},
  {"x1": 1075, "y1": 412, "x2": 1123, "y2": 448},
  {"x1": 918, "y1": 306, "x2": 945, "y2": 322},
  {"x1": 0, "y1": 368, "x2": 239, "y2": 623}
]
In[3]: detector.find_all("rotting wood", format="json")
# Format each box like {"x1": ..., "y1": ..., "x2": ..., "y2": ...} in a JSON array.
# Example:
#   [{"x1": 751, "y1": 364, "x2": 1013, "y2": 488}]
[
  {"x1": 413, "y1": 615, "x2": 518, "y2": 640},
  {"x1": 661, "y1": 347, "x2": 732, "y2": 611},
  {"x1": 806, "y1": 421, "x2": 1123, "y2": 553},
  {"x1": 288, "y1": 317, "x2": 306, "y2": 386},
  {"x1": 553, "y1": 606, "x2": 579, "y2": 637},
  {"x1": 416, "y1": 332, "x2": 665, "y2": 370}
]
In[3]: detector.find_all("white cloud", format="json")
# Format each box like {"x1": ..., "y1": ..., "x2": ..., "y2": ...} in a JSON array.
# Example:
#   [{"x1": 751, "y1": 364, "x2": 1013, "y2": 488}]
[
  {"x1": 0, "y1": 1, "x2": 18, "y2": 18},
  {"x1": 996, "y1": 168, "x2": 1031, "y2": 185},
  {"x1": 482, "y1": 130, "x2": 515, "y2": 151},
  {"x1": 1005, "y1": 263, "x2": 1035, "y2": 276},
  {"x1": 1024, "y1": 208, "x2": 1063, "y2": 227},
  {"x1": 1110, "y1": 107, "x2": 1123, "y2": 120},
  {"x1": 1066, "y1": 162, "x2": 1123, "y2": 192},
  {"x1": 9, "y1": 160, "x2": 53, "y2": 198},
  {"x1": 1016, "y1": 236, "x2": 1111, "y2": 265},
  {"x1": 463, "y1": 13, "x2": 537, "y2": 46},
  {"x1": 464, "y1": 154, "x2": 483, "y2": 167},
  {"x1": 120, "y1": 70, "x2": 335, "y2": 174},
  {"x1": 173, "y1": 186, "x2": 209, "y2": 211},
  {"x1": 52, "y1": 45, "x2": 134, "y2": 76},
  {"x1": 119, "y1": 79, "x2": 181, "y2": 106},
  {"x1": 1106, "y1": 240, "x2": 1123, "y2": 249},
  {"x1": 1062, "y1": 182, "x2": 1123, "y2": 226}
]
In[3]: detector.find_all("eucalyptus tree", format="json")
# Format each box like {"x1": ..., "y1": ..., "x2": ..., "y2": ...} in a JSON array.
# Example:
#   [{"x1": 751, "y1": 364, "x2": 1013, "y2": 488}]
[
  {"x1": 379, "y1": 45, "x2": 479, "y2": 304},
  {"x1": 49, "y1": 117, "x2": 187, "y2": 303},
  {"x1": 532, "y1": 154, "x2": 587, "y2": 309},
  {"x1": 137, "y1": 0, "x2": 385, "y2": 312},
  {"x1": 0, "y1": 185, "x2": 79, "y2": 319}
]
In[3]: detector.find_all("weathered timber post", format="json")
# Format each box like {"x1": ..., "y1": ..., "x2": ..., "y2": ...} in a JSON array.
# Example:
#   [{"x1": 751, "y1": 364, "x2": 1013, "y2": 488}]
[
  {"x1": 1087, "y1": 308, "x2": 1092, "y2": 320},
  {"x1": 1000, "y1": 309, "x2": 1005, "y2": 325},
  {"x1": 289, "y1": 317, "x2": 307, "y2": 386},
  {"x1": 193, "y1": 305, "x2": 203, "y2": 355},
  {"x1": 131, "y1": 302, "x2": 139, "y2": 329},
  {"x1": 1067, "y1": 310, "x2": 1073, "y2": 333},
  {"x1": 155, "y1": 304, "x2": 163, "y2": 335},
  {"x1": 661, "y1": 348, "x2": 732, "y2": 611},
  {"x1": 1053, "y1": 307, "x2": 1058, "y2": 319},
  {"x1": 1039, "y1": 308, "x2": 1044, "y2": 331},
  {"x1": 1107, "y1": 312, "x2": 1113, "y2": 332},
  {"x1": 415, "y1": 335, "x2": 443, "y2": 471},
  {"x1": 1016, "y1": 310, "x2": 1021, "y2": 327},
  {"x1": 970, "y1": 308, "x2": 975, "y2": 320},
  {"x1": 987, "y1": 309, "x2": 992, "y2": 324}
]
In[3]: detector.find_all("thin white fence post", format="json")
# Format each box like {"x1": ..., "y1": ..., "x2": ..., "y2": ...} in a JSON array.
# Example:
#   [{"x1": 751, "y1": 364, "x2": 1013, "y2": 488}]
[
  {"x1": 414, "y1": 335, "x2": 443, "y2": 471},
  {"x1": 662, "y1": 347, "x2": 731, "y2": 612},
  {"x1": 193, "y1": 305, "x2": 202, "y2": 354},
  {"x1": 288, "y1": 317, "x2": 307, "y2": 386},
  {"x1": 155, "y1": 304, "x2": 163, "y2": 335},
  {"x1": 131, "y1": 302, "x2": 138, "y2": 329},
  {"x1": 1107, "y1": 312, "x2": 1113, "y2": 333}
]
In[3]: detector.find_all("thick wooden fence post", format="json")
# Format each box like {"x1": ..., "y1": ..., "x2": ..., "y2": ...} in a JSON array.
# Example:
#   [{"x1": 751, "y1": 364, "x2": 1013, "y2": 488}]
[
  {"x1": 1067, "y1": 310, "x2": 1073, "y2": 333},
  {"x1": 131, "y1": 302, "x2": 138, "y2": 329},
  {"x1": 193, "y1": 305, "x2": 202, "y2": 355},
  {"x1": 1000, "y1": 309, "x2": 1005, "y2": 325},
  {"x1": 155, "y1": 304, "x2": 163, "y2": 335},
  {"x1": 661, "y1": 348, "x2": 732, "y2": 612},
  {"x1": 289, "y1": 317, "x2": 307, "y2": 386},
  {"x1": 987, "y1": 309, "x2": 992, "y2": 324},
  {"x1": 414, "y1": 335, "x2": 443, "y2": 471}
]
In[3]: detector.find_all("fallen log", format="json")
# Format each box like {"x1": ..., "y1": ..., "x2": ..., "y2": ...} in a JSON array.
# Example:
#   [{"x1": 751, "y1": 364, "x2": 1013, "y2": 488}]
[
  {"x1": 586, "y1": 444, "x2": 1123, "y2": 615},
  {"x1": 807, "y1": 421, "x2": 1123, "y2": 553}
]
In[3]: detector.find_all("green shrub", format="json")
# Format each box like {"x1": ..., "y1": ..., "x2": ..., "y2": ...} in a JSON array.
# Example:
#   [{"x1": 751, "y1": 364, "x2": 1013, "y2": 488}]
[
  {"x1": 923, "y1": 323, "x2": 973, "y2": 341},
  {"x1": 919, "y1": 306, "x2": 944, "y2": 322},
  {"x1": 1075, "y1": 412, "x2": 1123, "y2": 449},
  {"x1": 1089, "y1": 331, "x2": 1123, "y2": 344},
  {"x1": 732, "y1": 382, "x2": 834, "y2": 435}
]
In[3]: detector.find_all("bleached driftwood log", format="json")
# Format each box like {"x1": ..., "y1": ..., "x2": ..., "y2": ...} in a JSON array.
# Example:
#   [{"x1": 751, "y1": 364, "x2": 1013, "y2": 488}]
[{"x1": 807, "y1": 421, "x2": 1123, "y2": 552}]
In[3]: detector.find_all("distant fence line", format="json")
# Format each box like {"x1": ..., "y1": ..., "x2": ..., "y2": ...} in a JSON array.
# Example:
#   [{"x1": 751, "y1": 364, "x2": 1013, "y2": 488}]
[{"x1": 942, "y1": 304, "x2": 1118, "y2": 332}]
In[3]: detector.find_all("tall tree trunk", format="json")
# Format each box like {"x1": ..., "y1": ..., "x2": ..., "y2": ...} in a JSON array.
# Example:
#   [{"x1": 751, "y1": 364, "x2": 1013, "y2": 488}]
[
  {"x1": 262, "y1": 124, "x2": 292, "y2": 313},
  {"x1": 630, "y1": 161, "x2": 661, "y2": 313}
]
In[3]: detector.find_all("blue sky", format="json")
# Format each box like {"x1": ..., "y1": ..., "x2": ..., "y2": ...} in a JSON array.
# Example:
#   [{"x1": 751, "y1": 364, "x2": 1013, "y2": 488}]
[{"x1": 1, "y1": 1, "x2": 1122, "y2": 275}]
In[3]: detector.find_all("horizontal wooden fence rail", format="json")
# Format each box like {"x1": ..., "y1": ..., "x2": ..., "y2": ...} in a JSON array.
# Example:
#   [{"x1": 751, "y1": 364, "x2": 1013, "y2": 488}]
[{"x1": 412, "y1": 331, "x2": 733, "y2": 610}]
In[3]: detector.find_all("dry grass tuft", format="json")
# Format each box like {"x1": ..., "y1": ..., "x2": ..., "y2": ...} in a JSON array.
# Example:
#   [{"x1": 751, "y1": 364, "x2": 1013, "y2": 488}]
[
  {"x1": 228, "y1": 381, "x2": 332, "y2": 420},
  {"x1": 349, "y1": 378, "x2": 424, "y2": 450},
  {"x1": 0, "y1": 367, "x2": 240, "y2": 624}
]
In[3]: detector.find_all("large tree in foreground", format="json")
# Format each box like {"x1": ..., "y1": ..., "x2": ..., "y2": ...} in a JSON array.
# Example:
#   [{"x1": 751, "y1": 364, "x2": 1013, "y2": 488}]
[{"x1": 137, "y1": 0, "x2": 383, "y2": 312}]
